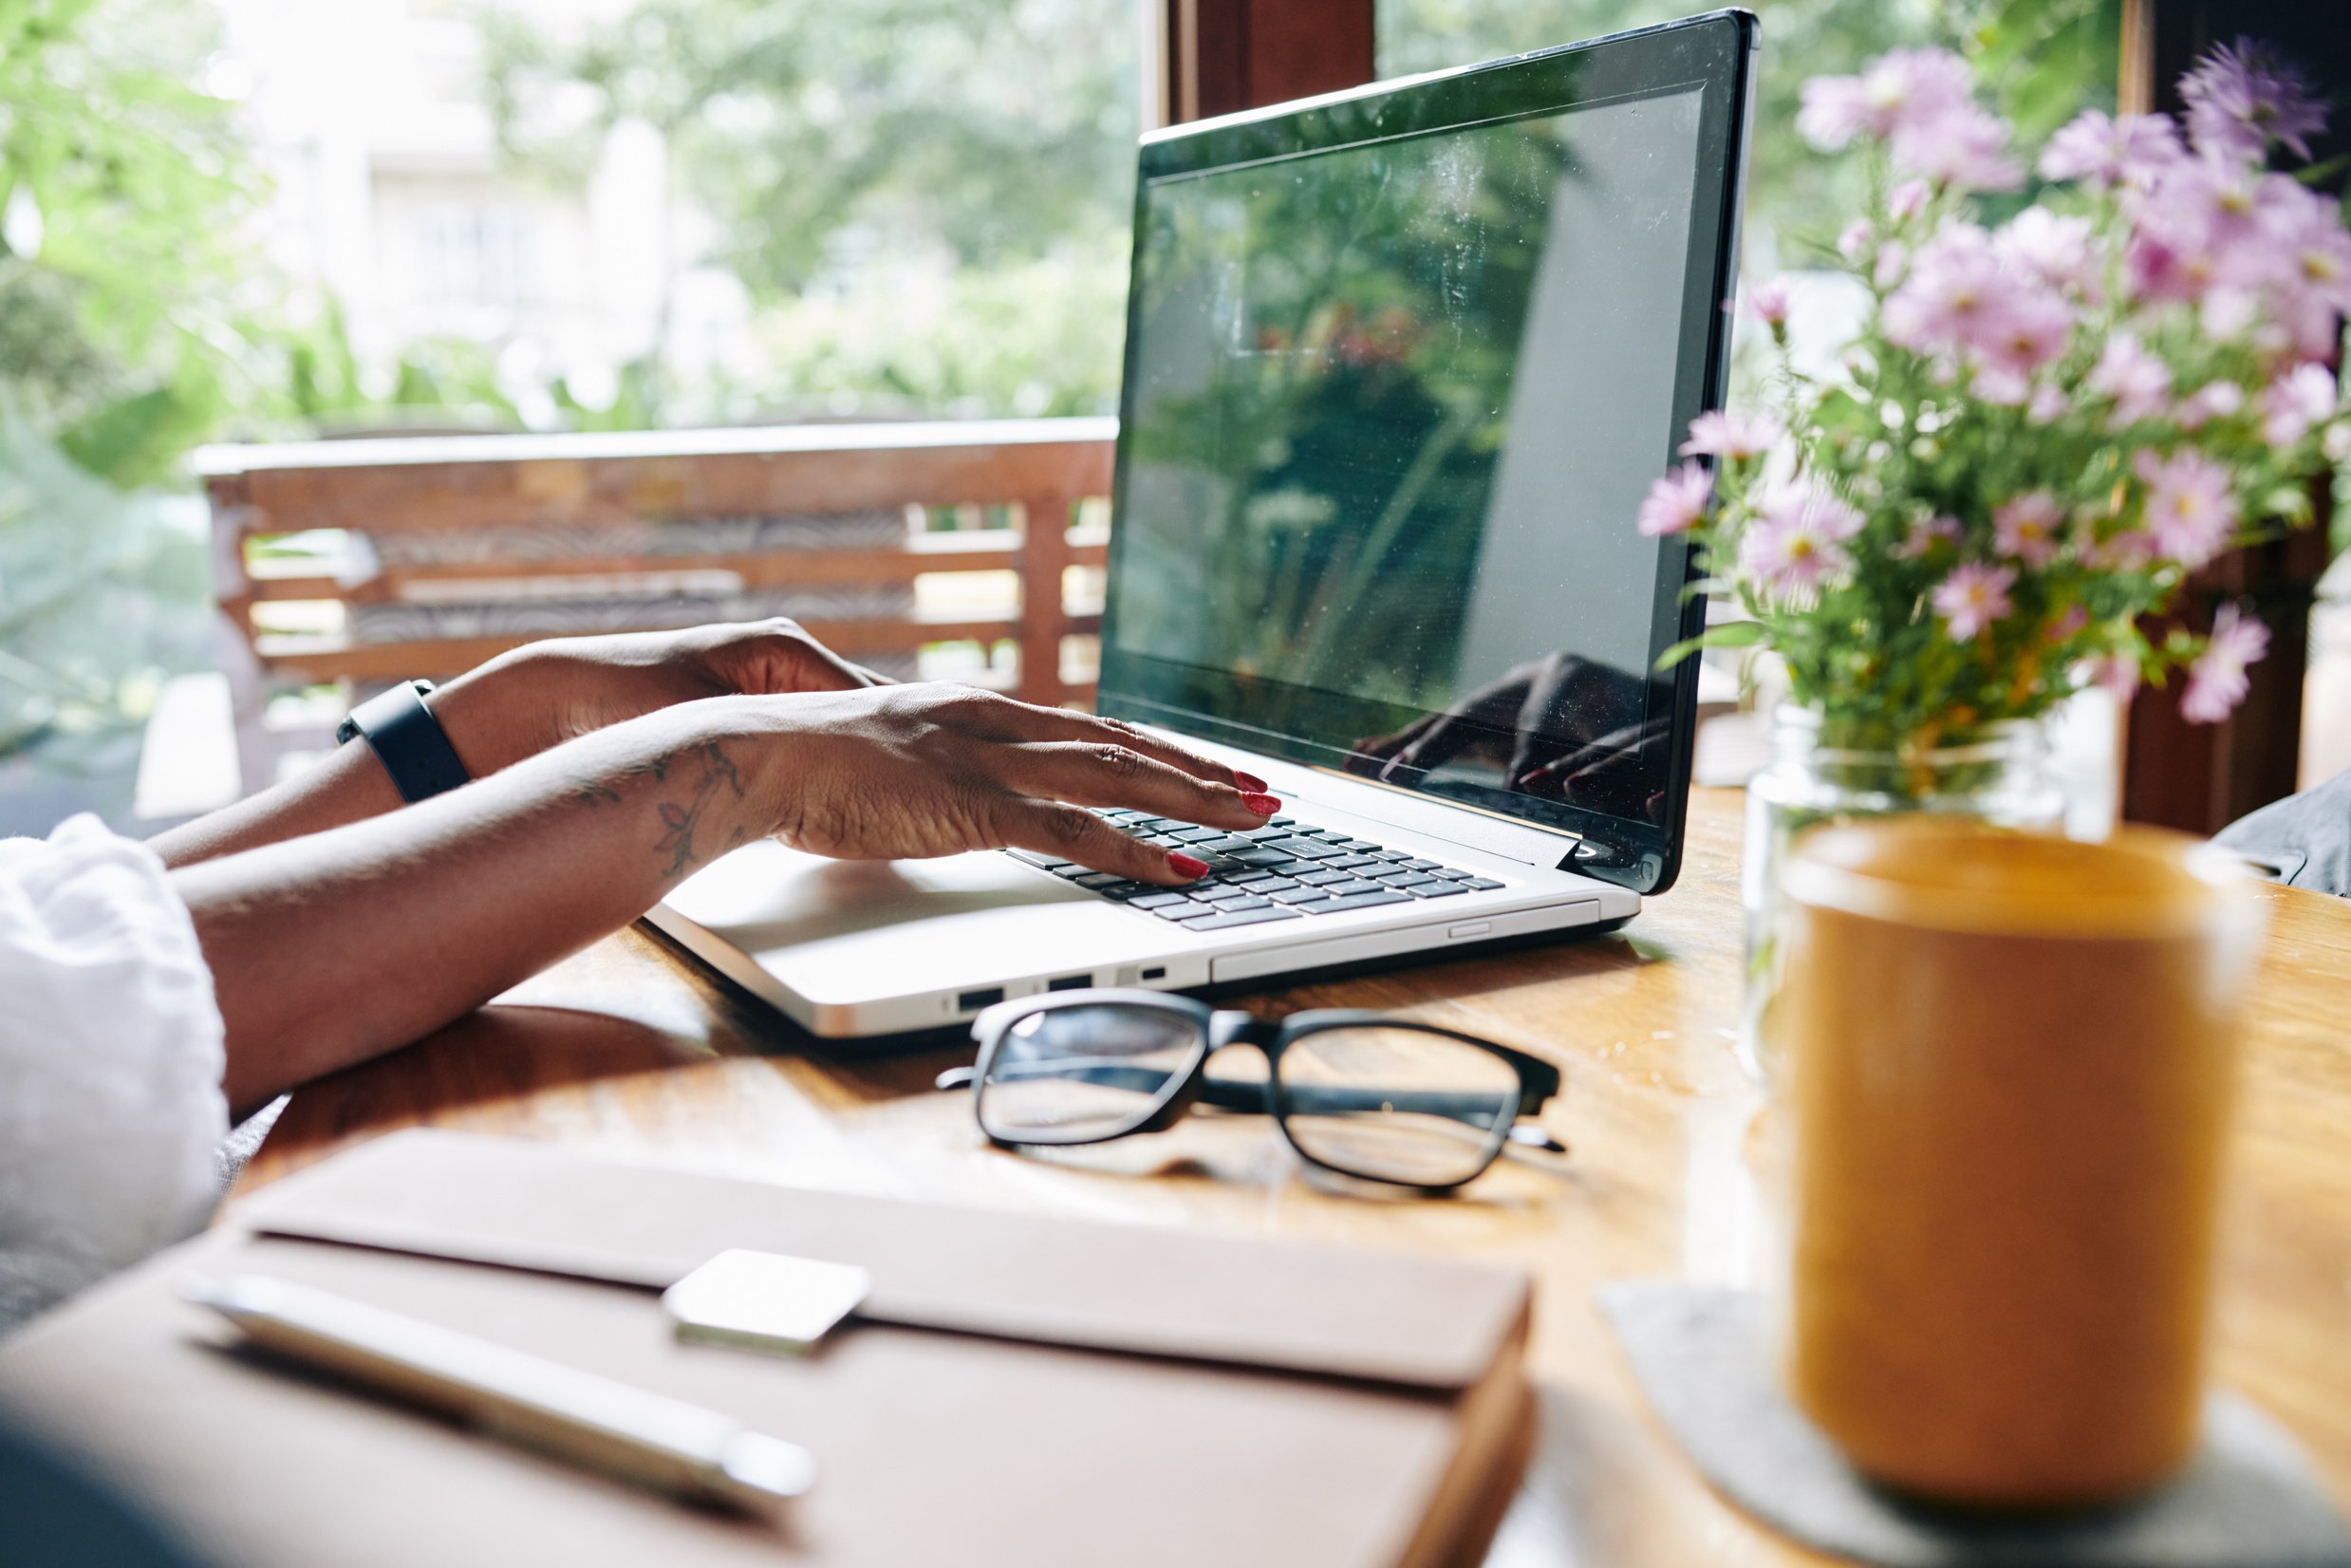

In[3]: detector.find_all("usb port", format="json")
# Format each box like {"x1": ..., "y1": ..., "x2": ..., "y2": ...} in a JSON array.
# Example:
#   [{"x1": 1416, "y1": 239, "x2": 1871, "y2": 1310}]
[
  {"x1": 1047, "y1": 974, "x2": 1092, "y2": 992},
  {"x1": 957, "y1": 987, "x2": 1005, "y2": 1011},
  {"x1": 1140, "y1": 965, "x2": 1166, "y2": 981}
]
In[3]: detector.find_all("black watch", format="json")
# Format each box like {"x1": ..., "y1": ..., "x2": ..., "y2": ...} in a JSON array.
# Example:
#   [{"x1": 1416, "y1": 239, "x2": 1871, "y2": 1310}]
[{"x1": 335, "y1": 680, "x2": 471, "y2": 803}]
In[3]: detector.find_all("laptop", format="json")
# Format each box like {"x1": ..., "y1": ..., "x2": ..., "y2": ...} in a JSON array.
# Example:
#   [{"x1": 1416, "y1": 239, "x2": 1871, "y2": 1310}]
[{"x1": 647, "y1": 9, "x2": 1758, "y2": 1036}]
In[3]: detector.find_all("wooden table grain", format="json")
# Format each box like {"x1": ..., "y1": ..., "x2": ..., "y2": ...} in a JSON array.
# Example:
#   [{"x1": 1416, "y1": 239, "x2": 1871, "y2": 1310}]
[{"x1": 236, "y1": 786, "x2": 2351, "y2": 1565}]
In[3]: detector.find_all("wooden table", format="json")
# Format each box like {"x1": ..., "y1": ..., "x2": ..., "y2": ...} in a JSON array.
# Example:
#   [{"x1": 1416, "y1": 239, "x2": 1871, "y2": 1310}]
[{"x1": 237, "y1": 786, "x2": 2351, "y2": 1566}]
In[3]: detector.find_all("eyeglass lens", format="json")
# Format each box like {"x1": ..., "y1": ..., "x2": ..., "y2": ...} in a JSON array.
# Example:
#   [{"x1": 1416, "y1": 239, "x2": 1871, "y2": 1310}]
[
  {"x1": 977, "y1": 1004, "x2": 1206, "y2": 1143},
  {"x1": 1274, "y1": 1025, "x2": 1520, "y2": 1187},
  {"x1": 977, "y1": 1003, "x2": 1524, "y2": 1185}
]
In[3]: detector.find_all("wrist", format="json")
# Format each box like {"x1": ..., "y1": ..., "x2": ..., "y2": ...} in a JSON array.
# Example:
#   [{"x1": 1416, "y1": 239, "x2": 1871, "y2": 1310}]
[
  {"x1": 425, "y1": 647, "x2": 563, "y2": 777},
  {"x1": 681, "y1": 693, "x2": 807, "y2": 837}
]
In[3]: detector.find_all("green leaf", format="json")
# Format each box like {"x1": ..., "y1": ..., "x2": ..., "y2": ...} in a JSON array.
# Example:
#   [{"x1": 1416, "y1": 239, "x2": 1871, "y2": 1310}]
[
  {"x1": 56, "y1": 383, "x2": 205, "y2": 489},
  {"x1": 1655, "y1": 618, "x2": 1765, "y2": 670}
]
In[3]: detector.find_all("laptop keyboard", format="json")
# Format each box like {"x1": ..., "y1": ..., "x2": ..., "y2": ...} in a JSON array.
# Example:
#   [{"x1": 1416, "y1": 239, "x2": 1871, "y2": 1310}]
[{"x1": 1006, "y1": 810, "x2": 1506, "y2": 933}]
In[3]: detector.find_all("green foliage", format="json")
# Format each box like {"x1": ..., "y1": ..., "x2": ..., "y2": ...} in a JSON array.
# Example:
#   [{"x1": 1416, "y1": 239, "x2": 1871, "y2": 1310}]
[
  {"x1": 279, "y1": 298, "x2": 526, "y2": 436},
  {"x1": 746, "y1": 234, "x2": 1130, "y2": 420},
  {"x1": 479, "y1": 0, "x2": 1142, "y2": 422},
  {"x1": 0, "y1": 0, "x2": 269, "y2": 486},
  {"x1": 482, "y1": 0, "x2": 1137, "y2": 293}
]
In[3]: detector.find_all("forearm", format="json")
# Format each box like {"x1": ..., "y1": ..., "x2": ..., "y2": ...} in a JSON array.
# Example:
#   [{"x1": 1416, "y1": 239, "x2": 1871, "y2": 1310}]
[
  {"x1": 148, "y1": 655, "x2": 552, "y2": 870},
  {"x1": 177, "y1": 698, "x2": 769, "y2": 1116}
]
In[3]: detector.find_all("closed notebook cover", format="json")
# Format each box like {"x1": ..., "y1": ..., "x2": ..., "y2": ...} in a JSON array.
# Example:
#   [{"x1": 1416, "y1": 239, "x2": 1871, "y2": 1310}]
[
  {"x1": 233, "y1": 1130, "x2": 1524, "y2": 1389},
  {"x1": 0, "y1": 1132, "x2": 1533, "y2": 1568}
]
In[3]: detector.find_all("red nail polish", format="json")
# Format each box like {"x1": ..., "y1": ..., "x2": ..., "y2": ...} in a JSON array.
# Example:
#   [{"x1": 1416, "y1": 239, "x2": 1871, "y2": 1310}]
[
  {"x1": 1234, "y1": 772, "x2": 1269, "y2": 792},
  {"x1": 1241, "y1": 793, "x2": 1280, "y2": 815},
  {"x1": 1167, "y1": 850, "x2": 1210, "y2": 879}
]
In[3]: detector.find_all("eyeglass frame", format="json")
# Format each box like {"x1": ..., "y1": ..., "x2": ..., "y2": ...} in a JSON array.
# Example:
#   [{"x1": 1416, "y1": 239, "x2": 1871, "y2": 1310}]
[{"x1": 937, "y1": 989, "x2": 1566, "y2": 1192}]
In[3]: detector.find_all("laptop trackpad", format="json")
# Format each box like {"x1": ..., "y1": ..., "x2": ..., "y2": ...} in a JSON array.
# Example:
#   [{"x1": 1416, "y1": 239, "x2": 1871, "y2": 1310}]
[{"x1": 659, "y1": 840, "x2": 1167, "y2": 1000}]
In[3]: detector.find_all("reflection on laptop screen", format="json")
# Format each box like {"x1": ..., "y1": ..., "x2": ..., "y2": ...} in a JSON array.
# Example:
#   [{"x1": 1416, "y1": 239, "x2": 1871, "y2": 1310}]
[{"x1": 1109, "y1": 84, "x2": 1707, "y2": 831}]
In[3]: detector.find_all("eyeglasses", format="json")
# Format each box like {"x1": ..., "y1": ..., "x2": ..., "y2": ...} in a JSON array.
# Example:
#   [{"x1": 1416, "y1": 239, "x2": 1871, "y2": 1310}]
[{"x1": 935, "y1": 990, "x2": 1566, "y2": 1192}]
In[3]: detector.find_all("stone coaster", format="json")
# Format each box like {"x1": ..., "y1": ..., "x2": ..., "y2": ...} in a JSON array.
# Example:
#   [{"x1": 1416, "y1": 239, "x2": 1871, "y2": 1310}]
[{"x1": 1597, "y1": 1280, "x2": 2351, "y2": 1568}]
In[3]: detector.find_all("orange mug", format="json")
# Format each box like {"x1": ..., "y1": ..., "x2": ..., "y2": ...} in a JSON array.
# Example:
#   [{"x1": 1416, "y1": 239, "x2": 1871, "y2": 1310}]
[{"x1": 1770, "y1": 819, "x2": 2266, "y2": 1508}]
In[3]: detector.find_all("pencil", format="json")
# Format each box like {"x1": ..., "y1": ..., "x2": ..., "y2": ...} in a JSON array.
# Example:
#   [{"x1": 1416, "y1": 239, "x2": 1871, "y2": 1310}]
[{"x1": 186, "y1": 1273, "x2": 814, "y2": 1516}]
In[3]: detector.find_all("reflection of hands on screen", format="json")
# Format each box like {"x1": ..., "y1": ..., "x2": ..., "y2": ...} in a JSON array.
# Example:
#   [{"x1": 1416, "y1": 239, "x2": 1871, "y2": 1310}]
[{"x1": 1349, "y1": 651, "x2": 1663, "y2": 814}]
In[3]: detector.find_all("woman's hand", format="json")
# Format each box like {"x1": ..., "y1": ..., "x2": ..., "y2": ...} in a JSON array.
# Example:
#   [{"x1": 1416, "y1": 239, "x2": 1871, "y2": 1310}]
[
  {"x1": 183, "y1": 687, "x2": 1281, "y2": 1108},
  {"x1": 439, "y1": 619, "x2": 886, "y2": 775},
  {"x1": 734, "y1": 685, "x2": 1279, "y2": 886}
]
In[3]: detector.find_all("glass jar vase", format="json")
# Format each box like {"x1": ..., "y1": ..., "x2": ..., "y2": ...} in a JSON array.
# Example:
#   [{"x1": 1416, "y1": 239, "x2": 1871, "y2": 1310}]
[{"x1": 1740, "y1": 707, "x2": 2066, "y2": 1079}]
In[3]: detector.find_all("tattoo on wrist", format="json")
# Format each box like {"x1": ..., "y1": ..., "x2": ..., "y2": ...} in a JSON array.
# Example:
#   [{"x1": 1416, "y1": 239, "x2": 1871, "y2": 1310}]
[
  {"x1": 569, "y1": 738, "x2": 747, "y2": 879},
  {"x1": 651, "y1": 740, "x2": 745, "y2": 878}
]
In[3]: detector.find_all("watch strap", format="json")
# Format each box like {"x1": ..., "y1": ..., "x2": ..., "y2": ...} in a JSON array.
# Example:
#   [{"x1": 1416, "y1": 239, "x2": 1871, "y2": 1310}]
[{"x1": 335, "y1": 680, "x2": 471, "y2": 803}]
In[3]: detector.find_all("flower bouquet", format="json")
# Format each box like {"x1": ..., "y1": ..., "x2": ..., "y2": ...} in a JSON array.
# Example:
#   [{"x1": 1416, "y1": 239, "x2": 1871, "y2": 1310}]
[{"x1": 1642, "y1": 41, "x2": 2351, "y2": 1051}]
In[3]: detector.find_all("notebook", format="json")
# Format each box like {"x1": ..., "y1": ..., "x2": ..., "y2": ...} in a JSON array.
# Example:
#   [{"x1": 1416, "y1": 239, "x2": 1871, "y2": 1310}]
[{"x1": 0, "y1": 1131, "x2": 1535, "y2": 1568}]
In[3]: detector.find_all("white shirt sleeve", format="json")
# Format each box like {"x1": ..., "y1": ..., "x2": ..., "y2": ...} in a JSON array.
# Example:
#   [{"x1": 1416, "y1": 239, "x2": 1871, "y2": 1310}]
[{"x1": 0, "y1": 814, "x2": 229, "y2": 1331}]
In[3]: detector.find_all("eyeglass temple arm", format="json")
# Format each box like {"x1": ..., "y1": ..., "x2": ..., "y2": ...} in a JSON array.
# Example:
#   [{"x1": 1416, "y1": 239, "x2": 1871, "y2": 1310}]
[{"x1": 935, "y1": 1059, "x2": 1562, "y2": 1145}]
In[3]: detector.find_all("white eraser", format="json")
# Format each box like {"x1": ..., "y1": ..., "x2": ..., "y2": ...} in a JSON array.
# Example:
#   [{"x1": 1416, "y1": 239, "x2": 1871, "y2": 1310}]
[{"x1": 662, "y1": 1249, "x2": 871, "y2": 1354}]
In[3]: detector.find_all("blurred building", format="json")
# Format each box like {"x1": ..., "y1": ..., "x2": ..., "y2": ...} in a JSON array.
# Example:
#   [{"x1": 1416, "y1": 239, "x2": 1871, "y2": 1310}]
[{"x1": 211, "y1": 0, "x2": 750, "y2": 421}]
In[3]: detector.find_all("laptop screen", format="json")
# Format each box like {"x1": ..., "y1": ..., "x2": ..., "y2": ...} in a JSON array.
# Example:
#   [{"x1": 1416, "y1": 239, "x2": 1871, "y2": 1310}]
[{"x1": 1099, "y1": 15, "x2": 1752, "y2": 893}]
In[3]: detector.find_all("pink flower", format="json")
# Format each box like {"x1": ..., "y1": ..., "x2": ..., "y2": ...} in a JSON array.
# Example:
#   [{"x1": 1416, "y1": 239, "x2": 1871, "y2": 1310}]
[
  {"x1": 2199, "y1": 287, "x2": 2260, "y2": 341},
  {"x1": 1797, "y1": 77, "x2": 1876, "y2": 150},
  {"x1": 1997, "y1": 206, "x2": 2100, "y2": 297},
  {"x1": 1888, "y1": 178, "x2": 1931, "y2": 222},
  {"x1": 1972, "y1": 364, "x2": 2033, "y2": 406},
  {"x1": 2121, "y1": 159, "x2": 2304, "y2": 306},
  {"x1": 1637, "y1": 462, "x2": 1714, "y2": 537},
  {"x1": 1893, "y1": 513, "x2": 1962, "y2": 559},
  {"x1": 1993, "y1": 492, "x2": 2065, "y2": 567},
  {"x1": 1797, "y1": 48, "x2": 1974, "y2": 151},
  {"x1": 2259, "y1": 363, "x2": 2338, "y2": 447},
  {"x1": 1680, "y1": 408, "x2": 1783, "y2": 461},
  {"x1": 1975, "y1": 289, "x2": 2074, "y2": 386},
  {"x1": 2176, "y1": 380, "x2": 2246, "y2": 430},
  {"x1": 2044, "y1": 605, "x2": 2089, "y2": 644},
  {"x1": 2135, "y1": 448, "x2": 2238, "y2": 569},
  {"x1": 1882, "y1": 224, "x2": 2019, "y2": 357},
  {"x1": 1745, "y1": 276, "x2": 1792, "y2": 327},
  {"x1": 1758, "y1": 477, "x2": 1867, "y2": 542},
  {"x1": 2038, "y1": 110, "x2": 2185, "y2": 189},
  {"x1": 1838, "y1": 219, "x2": 1875, "y2": 265},
  {"x1": 2235, "y1": 188, "x2": 2351, "y2": 365},
  {"x1": 2181, "y1": 603, "x2": 2270, "y2": 723},
  {"x1": 2124, "y1": 226, "x2": 2206, "y2": 305},
  {"x1": 2260, "y1": 195, "x2": 2351, "y2": 358},
  {"x1": 2180, "y1": 39, "x2": 2327, "y2": 165},
  {"x1": 1894, "y1": 101, "x2": 2024, "y2": 192},
  {"x1": 1738, "y1": 478, "x2": 1863, "y2": 601},
  {"x1": 1932, "y1": 562, "x2": 2017, "y2": 643},
  {"x1": 2086, "y1": 332, "x2": 2173, "y2": 427},
  {"x1": 1874, "y1": 240, "x2": 1911, "y2": 289},
  {"x1": 2080, "y1": 651, "x2": 2142, "y2": 700},
  {"x1": 2026, "y1": 383, "x2": 2071, "y2": 424}
]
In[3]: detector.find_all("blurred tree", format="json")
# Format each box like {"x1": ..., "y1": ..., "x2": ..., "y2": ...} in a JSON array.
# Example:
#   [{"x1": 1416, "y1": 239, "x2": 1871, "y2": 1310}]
[
  {"x1": 0, "y1": 0, "x2": 273, "y2": 487},
  {"x1": 483, "y1": 0, "x2": 1137, "y2": 291},
  {"x1": 480, "y1": 0, "x2": 1140, "y2": 419}
]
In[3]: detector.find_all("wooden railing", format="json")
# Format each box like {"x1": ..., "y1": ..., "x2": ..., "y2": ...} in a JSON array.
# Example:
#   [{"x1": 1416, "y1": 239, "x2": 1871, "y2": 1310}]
[{"x1": 199, "y1": 419, "x2": 1116, "y2": 792}]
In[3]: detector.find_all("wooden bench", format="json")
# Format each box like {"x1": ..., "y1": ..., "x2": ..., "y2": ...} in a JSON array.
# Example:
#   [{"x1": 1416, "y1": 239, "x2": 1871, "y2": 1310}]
[{"x1": 198, "y1": 420, "x2": 1115, "y2": 793}]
